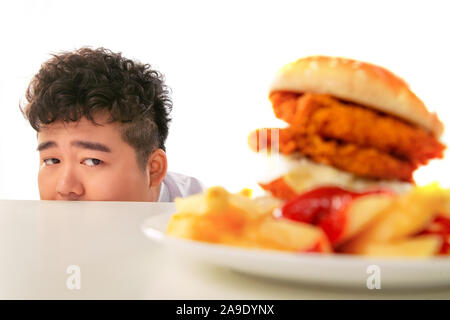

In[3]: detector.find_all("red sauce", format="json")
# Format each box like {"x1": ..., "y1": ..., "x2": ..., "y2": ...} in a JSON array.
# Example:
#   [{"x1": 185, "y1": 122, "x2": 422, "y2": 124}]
[
  {"x1": 302, "y1": 241, "x2": 323, "y2": 253},
  {"x1": 278, "y1": 186, "x2": 389, "y2": 244},
  {"x1": 419, "y1": 215, "x2": 450, "y2": 255}
]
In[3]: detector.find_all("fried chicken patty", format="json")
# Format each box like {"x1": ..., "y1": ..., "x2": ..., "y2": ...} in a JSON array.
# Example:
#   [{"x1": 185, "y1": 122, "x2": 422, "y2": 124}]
[
  {"x1": 249, "y1": 92, "x2": 445, "y2": 181},
  {"x1": 251, "y1": 127, "x2": 417, "y2": 181}
]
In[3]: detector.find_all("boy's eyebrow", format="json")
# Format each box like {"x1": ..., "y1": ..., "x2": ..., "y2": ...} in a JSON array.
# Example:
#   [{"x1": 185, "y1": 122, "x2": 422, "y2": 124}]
[
  {"x1": 37, "y1": 140, "x2": 112, "y2": 152},
  {"x1": 71, "y1": 140, "x2": 112, "y2": 152},
  {"x1": 37, "y1": 141, "x2": 57, "y2": 151}
]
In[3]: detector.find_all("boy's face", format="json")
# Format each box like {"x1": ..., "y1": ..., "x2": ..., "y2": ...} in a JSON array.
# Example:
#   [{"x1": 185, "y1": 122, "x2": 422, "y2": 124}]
[{"x1": 37, "y1": 113, "x2": 164, "y2": 201}]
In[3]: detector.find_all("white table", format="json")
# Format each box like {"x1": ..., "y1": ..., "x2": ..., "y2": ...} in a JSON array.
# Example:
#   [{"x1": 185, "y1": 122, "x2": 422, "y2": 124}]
[{"x1": 1, "y1": 200, "x2": 449, "y2": 300}]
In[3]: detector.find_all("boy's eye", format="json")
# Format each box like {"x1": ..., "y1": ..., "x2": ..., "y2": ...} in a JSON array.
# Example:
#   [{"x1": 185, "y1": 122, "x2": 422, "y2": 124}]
[
  {"x1": 43, "y1": 158, "x2": 60, "y2": 166},
  {"x1": 83, "y1": 158, "x2": 103, "y2": 167}
]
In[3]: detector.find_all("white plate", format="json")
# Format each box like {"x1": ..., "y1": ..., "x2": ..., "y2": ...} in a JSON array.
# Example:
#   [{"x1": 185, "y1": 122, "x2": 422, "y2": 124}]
[{"x1": 142, "y1": 213, "x2": 450, "y2": 289}]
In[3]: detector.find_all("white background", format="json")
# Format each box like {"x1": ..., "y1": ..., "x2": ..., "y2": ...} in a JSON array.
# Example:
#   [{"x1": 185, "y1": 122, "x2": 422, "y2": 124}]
[{"x1": 0, "y1": 0, "x2": 449, "y2": 200}]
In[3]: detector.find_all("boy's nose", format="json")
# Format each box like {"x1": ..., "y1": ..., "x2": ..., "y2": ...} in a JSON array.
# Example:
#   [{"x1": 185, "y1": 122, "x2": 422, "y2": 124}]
[{"x1": 56, "y1": 166, "x2": 84, "y2": 200}]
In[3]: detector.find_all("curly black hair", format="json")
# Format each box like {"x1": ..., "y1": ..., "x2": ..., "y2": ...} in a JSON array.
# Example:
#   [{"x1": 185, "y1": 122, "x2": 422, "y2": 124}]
[{"x1": 22, "y1": 47, "x2": 172, "y2": 170}]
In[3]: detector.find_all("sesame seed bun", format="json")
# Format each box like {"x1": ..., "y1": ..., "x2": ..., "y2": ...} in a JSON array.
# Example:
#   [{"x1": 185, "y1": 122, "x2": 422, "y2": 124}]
[{"x1": 270, "y1": 56, "x2": 444, "y2": 137}]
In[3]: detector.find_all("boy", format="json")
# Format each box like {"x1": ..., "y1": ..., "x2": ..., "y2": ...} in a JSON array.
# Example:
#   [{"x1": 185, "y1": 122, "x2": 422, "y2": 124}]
[{"x1": 22, "y1": 47, "x2": 204, "y2": 201}]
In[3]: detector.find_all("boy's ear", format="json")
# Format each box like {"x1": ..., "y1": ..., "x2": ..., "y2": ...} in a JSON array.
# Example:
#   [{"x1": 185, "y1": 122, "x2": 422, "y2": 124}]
[{"x1": 147, "y1": 148, "x2": 168, "y2": 188}]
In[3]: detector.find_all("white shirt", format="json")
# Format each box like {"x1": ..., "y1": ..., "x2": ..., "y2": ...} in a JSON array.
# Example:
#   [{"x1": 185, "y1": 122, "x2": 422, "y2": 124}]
[{"x1": 157, "y1": 171, "x2": 205, "y2": 202}]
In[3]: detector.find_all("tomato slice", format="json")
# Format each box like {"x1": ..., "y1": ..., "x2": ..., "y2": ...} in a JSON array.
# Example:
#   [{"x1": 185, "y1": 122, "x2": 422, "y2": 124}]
[{"x1": 278, "y1": 186, "x2": 389, "y2": 243}]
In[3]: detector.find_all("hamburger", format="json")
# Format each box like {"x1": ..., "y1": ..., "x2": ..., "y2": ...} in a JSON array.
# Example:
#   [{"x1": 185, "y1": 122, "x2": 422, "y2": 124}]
[
  {"x1": 245, "y1": 56, "x2": 449, "y2": 252},
  {"x1": 249, "y1": 56, "x2": 445, "y2": 198}
]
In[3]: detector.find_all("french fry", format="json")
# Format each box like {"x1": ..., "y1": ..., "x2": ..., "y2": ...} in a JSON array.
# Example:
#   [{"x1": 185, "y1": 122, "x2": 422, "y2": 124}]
[
  {"x1": 337, "y1": 194, "x2": 393, "y2": 245},
  {"x1": 254, "y1": 217, "x2": 331, "y2": 253},
  {"x1": 344, "y1": 185, "x2": 449, "y2": 246},
  {"x1": 341, "y1": 185, "x2": 450, "y2": 256},
  {"x1": 167, "y1": 186, "x2": 331, "y2": 253},
  {"x1": 346, "y1": 235, "x2": 442, "y2": 257}
]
